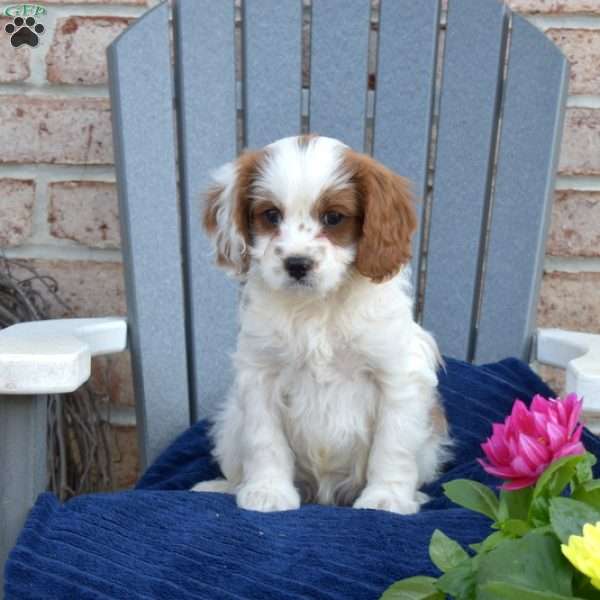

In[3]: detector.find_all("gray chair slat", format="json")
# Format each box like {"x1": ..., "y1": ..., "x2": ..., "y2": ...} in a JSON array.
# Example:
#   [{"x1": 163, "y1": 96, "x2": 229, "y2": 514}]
[
  {"x1": 373, "y1": 0, "x2": 441, "y2": 292},
  {"x1": 0, "y1": 395, "x2": 46, "y2": 590},
  {"x1": 244, "y1": 0, "x2": 303, "y2": 148},
  {"x1": 174, "y1": 0, "x2": 239, "y2": 420},
  {"x1": 475, "y1": 17, "x2": 569, "y2": 364},
  {"x1": 107, "y1": 3, "x2": 190, "y2": 467},
  {"x1": 310, "y1": 0, "x2": 371, "y2": 150},
  {"x1": 422, "y1": 0, "x2": 507, "y2": 361}
]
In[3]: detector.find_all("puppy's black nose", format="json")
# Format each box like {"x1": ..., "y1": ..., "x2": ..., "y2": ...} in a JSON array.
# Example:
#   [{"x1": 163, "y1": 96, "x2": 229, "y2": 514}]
[{"x1": 284, "y1": 256, "x2": 314, "y2": 280}]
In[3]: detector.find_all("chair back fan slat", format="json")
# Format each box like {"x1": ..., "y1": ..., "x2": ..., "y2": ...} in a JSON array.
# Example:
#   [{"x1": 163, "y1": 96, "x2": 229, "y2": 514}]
[
  {"x1": 372, "y1": 0, "x2": 441, "y2": 292},
  {"x1": 244, "y1": 0, "x2": 303, "y2": 148},
  {"x1": 422, "y1": 0, "x2": 508, "y2": 361},
  {"x1": 107, "y1": 3, "x2": 190, "y2": 466},
  {"x1": 310, "y1": 0, "x2": 371, "y2": 151},
  {"x1": 474, "y1": 17, "x2": 569, "y2": 363},
  {"x1": 108, "y1": 0, "x2": 569, "y2": 445},
  {"x1": 174, "y1": 0, "x2": 238, "y2": 420}
]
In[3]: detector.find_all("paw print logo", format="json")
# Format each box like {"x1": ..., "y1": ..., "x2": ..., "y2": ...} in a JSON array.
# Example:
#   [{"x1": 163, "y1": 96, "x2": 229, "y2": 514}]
[{"x1": 4, "y1": 16, "x2": 45, "y2": 48}]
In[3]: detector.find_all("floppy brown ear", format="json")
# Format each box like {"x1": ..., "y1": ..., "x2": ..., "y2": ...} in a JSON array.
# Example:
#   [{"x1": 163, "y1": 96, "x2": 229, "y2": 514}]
[
  {"x1": 202, "y1": 149, "x2": 265, "y2": 275},
  {"x1": 345, "y1": 150, "x2": 417, "y2": 283}
]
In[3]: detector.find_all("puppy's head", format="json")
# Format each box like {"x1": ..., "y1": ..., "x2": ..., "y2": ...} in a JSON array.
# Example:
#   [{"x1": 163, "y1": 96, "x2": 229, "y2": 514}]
[{"x1": 203, "y1": 135, "x2": 416, "y2": 294}]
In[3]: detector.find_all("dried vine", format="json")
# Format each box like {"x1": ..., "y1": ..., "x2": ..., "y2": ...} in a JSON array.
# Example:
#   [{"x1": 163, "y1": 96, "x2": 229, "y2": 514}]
[{"x1": 0, "y1": 255, "x2": 114, "y2": 500}]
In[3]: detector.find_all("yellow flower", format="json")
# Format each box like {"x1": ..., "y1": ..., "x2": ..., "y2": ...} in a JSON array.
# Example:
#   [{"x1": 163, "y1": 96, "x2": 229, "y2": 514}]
[{"x1": 561, "y1": 521, "x2": 600, "y2": 590}]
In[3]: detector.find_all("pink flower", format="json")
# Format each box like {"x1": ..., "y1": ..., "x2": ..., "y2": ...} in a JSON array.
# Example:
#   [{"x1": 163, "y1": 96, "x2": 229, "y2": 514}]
[{"x1": 478, "y1": 394, "x2": 585, "y2": 490}]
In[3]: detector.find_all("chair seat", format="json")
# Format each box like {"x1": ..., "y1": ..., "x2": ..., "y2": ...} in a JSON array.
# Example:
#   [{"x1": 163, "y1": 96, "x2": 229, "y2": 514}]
[{"x1": 7, "y1": 358, "x2": 599, "y2": 600}]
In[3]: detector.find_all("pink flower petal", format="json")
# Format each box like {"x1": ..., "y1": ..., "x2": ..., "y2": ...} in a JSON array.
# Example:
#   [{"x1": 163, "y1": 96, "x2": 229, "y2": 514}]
[
  {"x1": 546, "y1": 421, "x2": 566, "y2": 452},
  {"x1": 510, "y1": 455, "x2": 537, "y2": 477},
  {"x1": 519, "y1": 433, "x2": 551, "y2": 466},
  {"x1": 477, "y1": 459, "x2": 520, "y2": 479},
  {"x1": 554, "y1": 441, "x2": 585, "y2": 460},
  {"x1": 502, "y1": 477, "x2": 538, "y2": 491}
]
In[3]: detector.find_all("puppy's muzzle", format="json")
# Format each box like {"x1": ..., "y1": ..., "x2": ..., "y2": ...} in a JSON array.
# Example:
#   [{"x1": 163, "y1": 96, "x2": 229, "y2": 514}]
[{"x1": 284, "y1": 256, "x2": 314, "y2": 281}]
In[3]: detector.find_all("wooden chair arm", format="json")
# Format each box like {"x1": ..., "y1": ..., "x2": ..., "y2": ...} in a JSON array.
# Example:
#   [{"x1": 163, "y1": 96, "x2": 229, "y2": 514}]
[
  {"x1": 0, "y1": 317, "x2": 127, "y2": 395},
  {"x1": 536, "y1": 328, "x2": 600, "y2": 412}
]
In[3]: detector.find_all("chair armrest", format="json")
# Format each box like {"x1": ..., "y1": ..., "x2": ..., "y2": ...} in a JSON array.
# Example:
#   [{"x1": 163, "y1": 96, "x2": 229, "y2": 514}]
[
  {"x1": 537, "y1": 328, "x2": 600, "y2": 412},
  {"x1": 0, "y1": 317, "x2": 127, "y2": 395}
]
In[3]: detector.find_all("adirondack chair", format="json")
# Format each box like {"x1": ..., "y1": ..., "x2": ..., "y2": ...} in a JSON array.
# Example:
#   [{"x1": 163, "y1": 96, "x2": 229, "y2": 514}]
[{"x1": 2, "y1": 0, "x2": 600, "y2": 597}]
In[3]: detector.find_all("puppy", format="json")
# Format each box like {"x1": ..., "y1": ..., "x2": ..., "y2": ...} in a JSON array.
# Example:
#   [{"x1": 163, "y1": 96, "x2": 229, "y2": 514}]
[{"x1": 191, "y1": 134, "x2": 450, "y2": 514}]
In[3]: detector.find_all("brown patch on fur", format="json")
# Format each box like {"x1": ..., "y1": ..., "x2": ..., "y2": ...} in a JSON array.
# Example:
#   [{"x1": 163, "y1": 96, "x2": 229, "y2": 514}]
[
  {"x1": 202, "y1": 149, "x2": 267, "y2": 272},
  {"x1": 312, "y1": 188, "x2": 363, "y2": 247},
  {"x1": 430, "y1": 402, "x2": 448, "y2": 436},
  {"x1": 343, "y1": 149, "x2": 417, "y2": 282}
]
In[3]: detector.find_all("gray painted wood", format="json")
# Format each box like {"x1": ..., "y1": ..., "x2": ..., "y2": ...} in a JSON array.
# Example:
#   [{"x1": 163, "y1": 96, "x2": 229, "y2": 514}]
[
  {"x1": 244, "y1": 0, "x2": 303, "y2": 148},
  {"x1": 107, "y1": 2, "x2": 190, "y2": 466},
  {"x1": 310, "y1": 0, "x2": 371, "y2": 150},
  {"x1": 373, "y1": 0, "x2": 441, "y2": 292},
  {"x1": 174, "y1": 0, "x2": 239, "y2": 421},
  {"x1": 0, "y1": 395, "x2": 46, "y2": 594},
  {"x1": 475, "y1": 16, "x2": 569, "y2": 364},
  {"x1": 103, "y1": 0, "x2": 568, "y2": 469},
  {"x1": 423, "y1": 0, "x2": 508, "y2": 361}
]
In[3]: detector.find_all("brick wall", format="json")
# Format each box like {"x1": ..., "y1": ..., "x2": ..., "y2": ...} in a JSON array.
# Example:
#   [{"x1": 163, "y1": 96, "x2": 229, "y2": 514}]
[
  {"x1": 0, "y1": 0, "x2": 155, "y2": 489},
  {"x1": 0, "y1": 0, "x2": 598, "y2": 488}
]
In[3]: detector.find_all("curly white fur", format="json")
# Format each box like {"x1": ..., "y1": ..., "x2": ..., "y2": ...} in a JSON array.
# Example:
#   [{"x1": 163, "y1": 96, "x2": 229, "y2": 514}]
[{"x1": 192, "y1": 136, "x2": 450, "y2": 514}]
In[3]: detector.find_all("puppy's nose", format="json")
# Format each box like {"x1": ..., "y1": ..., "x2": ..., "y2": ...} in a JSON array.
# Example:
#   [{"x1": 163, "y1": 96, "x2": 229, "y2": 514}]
[{"x1": 284, "y1": 256, "x2": 314, "y2": 280}]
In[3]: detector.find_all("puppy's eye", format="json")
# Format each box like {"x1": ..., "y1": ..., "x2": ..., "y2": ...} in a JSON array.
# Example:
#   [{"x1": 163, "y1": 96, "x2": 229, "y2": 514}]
[
  {"x1": 264, "y1": 208, "x2": 282, "y2": 225},
  {"x1": 321, "y1": 211, "x2": 344, "y2": 227}
]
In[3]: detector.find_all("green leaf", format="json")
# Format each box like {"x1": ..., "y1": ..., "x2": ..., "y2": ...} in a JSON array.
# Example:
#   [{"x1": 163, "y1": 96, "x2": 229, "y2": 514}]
[
  {"x1": 573, "y1": 480, "x2": 600, "y2": 510},
  {"x1": 530, "y1": 495, "x2": 552, "y2": 527},
  {"x1": 500, "y1": 519, "x2": 531, "y2": 537},
  {"x1": 573, "y1": 571, "x2": 600, "y2": 600},
  {"x1": 478, "y1": 581, "x2": 581, "y2": 600},
  {"x1": 476, "y1": 530, "x2": 572, "y2": 596},
  {"x1": 532, "y1": 455, "x2": 585, "y2": 502},
  {"x1": 498, "y1": 486, "x2": 534, "y2": 522},
  {"x1": 436, "y1": 559, "x2": 476, "y2": 600},
  {"x1": 476, "y1": 531, "x2": 506, "y2": 554},
  {"x1": 443, "y1": 479, "x2": 499, "y2": 520},
  {"x1": 379, "y1": 576, "x2": 443, "y2": 600},
  {"x1": 574, "y1": 453, "x2": 598, "y2": 488},
  {"x1": 428, "y1": 529, "x2": 469, "y2": 573},
  {"x1": 549, "y1": 497, "x2": 600, "y2": 543}
]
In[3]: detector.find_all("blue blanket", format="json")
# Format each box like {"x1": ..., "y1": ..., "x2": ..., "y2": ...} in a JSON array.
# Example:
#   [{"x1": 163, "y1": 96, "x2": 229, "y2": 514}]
[{"x1": 6, "y1": 357, "x2": 600, "y2": 599}]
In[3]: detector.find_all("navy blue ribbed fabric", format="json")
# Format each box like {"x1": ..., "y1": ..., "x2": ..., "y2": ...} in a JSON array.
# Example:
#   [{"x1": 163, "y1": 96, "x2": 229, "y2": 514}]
[{"x1": 6, "y1": 357, "x2": 600, "y2": 599}]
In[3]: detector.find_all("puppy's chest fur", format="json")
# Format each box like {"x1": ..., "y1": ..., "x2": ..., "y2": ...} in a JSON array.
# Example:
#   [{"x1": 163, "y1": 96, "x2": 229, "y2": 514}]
[{"x1": 242, "y1": 299, "x2": 380, "y2": 505}]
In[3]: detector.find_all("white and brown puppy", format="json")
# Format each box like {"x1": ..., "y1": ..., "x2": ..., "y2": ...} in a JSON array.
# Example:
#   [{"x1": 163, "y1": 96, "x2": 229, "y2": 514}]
[{"x1": 192, "y1": 134, "x2": 450, "y2": 514}]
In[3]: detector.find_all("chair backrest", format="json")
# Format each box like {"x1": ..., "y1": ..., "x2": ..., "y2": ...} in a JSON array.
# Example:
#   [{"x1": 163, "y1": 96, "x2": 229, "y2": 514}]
[{"x1": 107, "y1": 0, "x2": 568, "y2": 466}]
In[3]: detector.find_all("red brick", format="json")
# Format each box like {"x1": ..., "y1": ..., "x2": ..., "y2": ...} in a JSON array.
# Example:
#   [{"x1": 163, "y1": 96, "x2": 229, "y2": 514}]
[
  {"x1": 547, "y1": 29, "x2": 600, "y2": 96},
  {"x1": 47, "y1": 17, "x2": 132, "y2": 85},
  {"x1": 538, "y1": 271, "x2": 600, "y2": 334},
  {"x1": 0, "y1": 96, "x2": 113, "y2": 165},
  {"x1": 110, "y1": 425, "x2": 139, "y2": 490},
  {"x1": 89, "y1": 352, "x2": 134, "y2": 408},
  {"x1": 537, "y1": 364, "x2": 566, "y2": 396},
  {"x1": 507, "y1": 0, "x2": 600, "y2": 13},
  {"x1": 0, "y1": 179, "x2": 34, "y2": 246},
  {"x1": 49, "y1": 181, "x2": 120, "y2": 249},
  {"x1": 0, "y1": 17, "x2": 30, "y2": 81},
  {"x1": 547, "y1": 190, "x2": 600, "y2": 257},
  {"x1": 559, "y1": 109, "x2": 600, "y2": 176},
  {"x1": 8, "y1": 259, "x2": 126, "y2": 317}
]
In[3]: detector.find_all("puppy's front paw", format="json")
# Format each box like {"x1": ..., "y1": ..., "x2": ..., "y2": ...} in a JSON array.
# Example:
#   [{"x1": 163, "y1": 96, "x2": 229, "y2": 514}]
[
  {"x1": 237, "y1": 481, "x2": 300, "y2": 512},
  {"x1": 353, "y1": 485, "x2": 419, "y2": 515}
]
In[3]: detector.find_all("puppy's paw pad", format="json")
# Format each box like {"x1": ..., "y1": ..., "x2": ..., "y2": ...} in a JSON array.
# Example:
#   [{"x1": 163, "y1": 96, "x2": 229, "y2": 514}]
[
  {"x1": 237, "y1": 482, "x2": 300, "y2": 512},
  {"x1": 353, "y1": 487, "x2": 419, "y2": 515}
]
